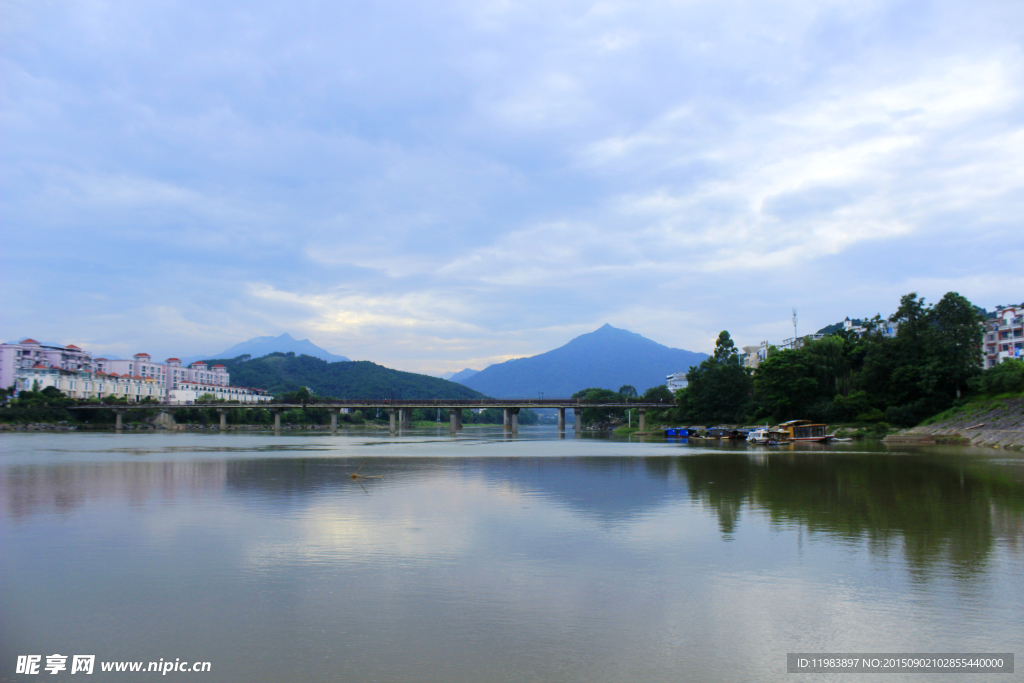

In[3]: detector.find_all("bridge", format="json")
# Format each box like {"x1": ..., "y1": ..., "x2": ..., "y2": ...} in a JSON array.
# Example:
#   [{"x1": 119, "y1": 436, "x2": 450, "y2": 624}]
[{"x1": 68, "y1": 399, "x2": 669, "y2": 434}]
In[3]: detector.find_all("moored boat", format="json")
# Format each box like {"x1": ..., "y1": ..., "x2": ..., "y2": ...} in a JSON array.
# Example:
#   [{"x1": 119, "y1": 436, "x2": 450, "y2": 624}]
[
  {"x1": 775, "y1": 420, "x2": 834, "y2": 443},
  {"x1": 708, "y1": 426, "x2": 744, "y2": 439}
]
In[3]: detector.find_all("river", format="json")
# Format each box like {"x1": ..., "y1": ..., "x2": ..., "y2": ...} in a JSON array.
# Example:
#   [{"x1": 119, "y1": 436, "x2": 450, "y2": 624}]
[{"x1": 1, "y1": 428, "x2": 1022, "y2": 682}]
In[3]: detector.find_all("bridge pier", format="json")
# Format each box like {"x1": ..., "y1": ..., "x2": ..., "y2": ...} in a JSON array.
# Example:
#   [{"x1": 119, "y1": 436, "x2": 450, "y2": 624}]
[
  {"x1": 217, "y1": 408, "x2": 227, "y2": 431},
  {"x1": 557, "y1": 407, "x2": 565, "y2": 432},
  {"x1": 114, "y1": 408, "x2": 126, "y2": 431},
  {"x1": 574, "y1": 407, "x2": 582, "y2": 435},
  {"x1": 272, "y1": 408, "x2": 282, "y2": 431},
  {"x1": 154, "y1": 409, "x2": 176, "y2": 430},
  {"x1": 330, "y1": 409, "x2": 339, "y2": 433},
  {"x1": 510, "y1": 407, "x2": 519, "y2": 433},
  {"x1": 449, "y1": 408, "x2": 458, "y2": 433},
  {"x1": 388, "y1": 409, "x2": 397, "y2": 433},
  {"x1": 638, "y1": 408, "x2": 646, "y2": 433},
  {"x1": 503, "y1": 408, "x2": 511, "y2": 430}
]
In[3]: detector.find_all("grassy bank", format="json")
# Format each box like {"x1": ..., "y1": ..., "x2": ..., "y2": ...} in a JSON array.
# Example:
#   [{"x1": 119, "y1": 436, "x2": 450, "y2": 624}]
[{"x1": 918, "y1": 392, "x2": 1024, "y2": 427}]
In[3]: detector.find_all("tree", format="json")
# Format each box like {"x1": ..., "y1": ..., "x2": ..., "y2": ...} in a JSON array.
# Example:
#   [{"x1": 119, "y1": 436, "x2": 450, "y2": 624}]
[
  {"x1": 752, "y1": 349, "x2": 821, "y2": 422},
  {"x1": 571, "y1": 387, "x2": 625, "y2": 424},
  {"x1": 677, "y1": 331, "x2": 753, "y2": 424},
  {"x1": 931, "y1": 291, "x2": 983, "y2": 398},
  {"x1": 890, "y1": 292, "x2": 930, "y2": 342},
  {"x1": 618, "y1": 385, "x2": 638, "y2": 399},
  {"x1": 713, "y1": 331, "x2": 737, "y2": 362}
]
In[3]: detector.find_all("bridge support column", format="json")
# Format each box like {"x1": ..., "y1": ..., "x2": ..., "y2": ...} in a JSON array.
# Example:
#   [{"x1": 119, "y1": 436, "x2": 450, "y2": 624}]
[
  {"x1": 388, "y1": 409, "x2": 397, "y2": 433},
  {"x1": 574, "y1": 407, "x2": 582, "y2": 435},
  {"x1": 114, "y1": 409, "x2": 126, "y2": 431},
  {"x1": 449, "y1": 408, "x2": 458, "y2": 433},
  {"x1": 217, "y1": 408, "x2": 227, "y2": 431},
  {"x1": 272, "y1": 409, "x2": 282, "y2": 431},
  {"x1": 330, "y1": 409, "x2": 339, "y2": 433},
  {"x1": 510, "y1": 407, "x2": 519, "y2": 434},
  {"x1": 557, "y1": 408, "x2": 565, "y2": 432},
  {"x1": 154, "y1": 409, "x2": 176, "y2": 430},
  {"x1": 503, "y1": 408, "x2": 511, "y2": 430},
  {"x1": 399, "y1": 408, "x2": 412, "y2": 430},
  {"x1": 638, "y1": 408, "x2": 646, "y2": 433}
]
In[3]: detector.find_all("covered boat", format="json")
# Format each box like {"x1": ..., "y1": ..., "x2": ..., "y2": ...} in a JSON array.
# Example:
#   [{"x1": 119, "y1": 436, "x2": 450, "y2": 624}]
[{"x1": 775, "y1": 420, "x2": 834, "y2": 443}]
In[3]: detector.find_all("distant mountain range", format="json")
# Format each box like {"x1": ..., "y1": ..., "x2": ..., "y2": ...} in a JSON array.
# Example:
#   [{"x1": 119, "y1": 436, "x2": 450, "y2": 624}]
[
  {"x1": 441, "y1": 368, "x2": 480, "y2": 383},
  {"x1": 461, "y1": 324, "x2": 708, "y2": 398},
  {"x1": 182, "y1": 333, "x2": 349, "y2": 365}
]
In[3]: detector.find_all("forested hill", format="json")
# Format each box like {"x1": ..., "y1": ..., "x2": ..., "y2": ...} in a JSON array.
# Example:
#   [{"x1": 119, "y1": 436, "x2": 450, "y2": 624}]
[{"x1": 200, "y1": 353, "x2": 487, "y2": 400}]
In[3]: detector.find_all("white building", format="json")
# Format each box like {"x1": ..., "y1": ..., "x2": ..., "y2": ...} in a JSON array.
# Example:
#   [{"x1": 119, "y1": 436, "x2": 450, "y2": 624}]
[
  {"x1": 3, "y1": 337, "x2": 265, "y2": 402},
  {"x1": 841, "y1": 317, "x2": 899, "y2": 338},
  {"x1": 666, "y1": 372, "x2": 689, "y2": 392},
  {"x1": 983, "y1": 304, "x2": 1024, "y2": 368},
  {"x1": 15, "y1": 366, "x2": 166, "y2": 401},
  {"x1": 167, "y1": 382, "x2": 271, "y2": 404}
]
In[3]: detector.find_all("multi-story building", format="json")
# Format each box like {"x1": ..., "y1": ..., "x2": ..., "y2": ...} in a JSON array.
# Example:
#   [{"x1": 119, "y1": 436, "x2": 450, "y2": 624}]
[
  {"x1": 4, "y1": 337, "x2": 259, "y2": 402},
  {"x1": 94, "y1": 355, "x2": 229, "y2": 391},
  {"x1": 14, "y1": 365, "x2": 167, "y2": 401},
  {"x1": 0, "y1": 339, "x2": 94, "y2": 390},
  {"x1": 666, "y1": 372, "x2": 689, "y2": 392},
  {"x1": 983, "y1": 304, "x2": 1024, "y2": 368}
]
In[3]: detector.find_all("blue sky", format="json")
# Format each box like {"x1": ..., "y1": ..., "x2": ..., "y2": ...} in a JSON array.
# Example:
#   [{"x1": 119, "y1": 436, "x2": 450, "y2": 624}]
[{"x1": 3, "y1": 0, "x2": 1022, "y2": 374}]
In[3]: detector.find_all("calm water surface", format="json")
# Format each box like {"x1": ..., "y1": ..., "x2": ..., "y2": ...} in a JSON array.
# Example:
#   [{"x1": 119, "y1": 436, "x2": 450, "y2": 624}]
[{"x1": 2, "y1": 428, "x2": 1023, "y2": 682}]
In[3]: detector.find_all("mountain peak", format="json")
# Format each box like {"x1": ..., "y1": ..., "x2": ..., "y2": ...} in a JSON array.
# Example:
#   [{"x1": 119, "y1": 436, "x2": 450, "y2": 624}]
[
  {"x1": 463, "y1": 325, "x2": 707, "y2": 397},
  {"x1": 189, "y1": 333, "x2": 350, "y2": 365}
]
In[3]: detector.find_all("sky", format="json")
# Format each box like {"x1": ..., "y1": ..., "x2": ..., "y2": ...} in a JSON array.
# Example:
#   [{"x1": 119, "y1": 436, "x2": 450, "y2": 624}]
[{"x1": 2, "y1": 0, "x2": 1023, "y2": 375}]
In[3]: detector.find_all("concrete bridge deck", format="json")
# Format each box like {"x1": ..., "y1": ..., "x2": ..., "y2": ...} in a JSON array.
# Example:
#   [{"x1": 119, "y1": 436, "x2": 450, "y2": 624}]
[{"x1": 69, "y1": 399, "x2": 669, "y2": 434}]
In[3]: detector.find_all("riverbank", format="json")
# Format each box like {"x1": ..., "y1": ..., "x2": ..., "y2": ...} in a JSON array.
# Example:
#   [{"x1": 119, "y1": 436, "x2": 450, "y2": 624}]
[{"x1": 904, "y1": 394, "x2": 1024, "y2": 450}]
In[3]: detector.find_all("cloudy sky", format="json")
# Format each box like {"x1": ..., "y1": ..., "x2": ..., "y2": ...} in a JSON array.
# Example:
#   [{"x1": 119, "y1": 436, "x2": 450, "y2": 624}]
[{"x1": 3, "y1": 0, "x2": 1023, "y2": 374}]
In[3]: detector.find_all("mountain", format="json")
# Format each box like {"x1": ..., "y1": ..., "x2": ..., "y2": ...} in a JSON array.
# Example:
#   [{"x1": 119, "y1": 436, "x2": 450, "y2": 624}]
[
  {"x1": 462, "y1": 324, "x2": 708, "y2": 398},
  {"x1": 185, "y1": 333, "x2": 349, "y2": 365},
  {"x1": 202, "y1": 352, "x2": 486, "y2": 400},
  {"x1": 447, "y1": 368, "x2": 479, "y2": 383}
]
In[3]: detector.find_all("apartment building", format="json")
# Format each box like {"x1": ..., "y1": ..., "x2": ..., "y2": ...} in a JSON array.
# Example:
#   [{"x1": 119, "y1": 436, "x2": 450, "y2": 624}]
[
  {"x1": 15, "y1": 365, "x2": 167, "y2": 401},
  {"x1": 0, "y1": 339, "x2": 94, "y2": 390},
  {"x1": 95, "y1": 355, "x2": 230, "y2": 391},
  {"x1": 983, "y1": 304, "x2": 1024, "y2": 368}
]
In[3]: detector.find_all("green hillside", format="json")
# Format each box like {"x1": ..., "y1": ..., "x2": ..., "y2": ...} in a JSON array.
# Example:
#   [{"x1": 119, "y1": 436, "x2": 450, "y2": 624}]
[{"x1": 202, "y1": 352, "x2": 487, "y2": 400}]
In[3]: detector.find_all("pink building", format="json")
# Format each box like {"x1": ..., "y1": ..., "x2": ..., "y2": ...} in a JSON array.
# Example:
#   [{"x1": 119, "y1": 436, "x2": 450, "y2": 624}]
[
  {"x1": 0, "y1": 339, "x2": 94, "y2": 390},
  {"x1": 95, "y1": 355, "x2": 230, "y2": 392}
]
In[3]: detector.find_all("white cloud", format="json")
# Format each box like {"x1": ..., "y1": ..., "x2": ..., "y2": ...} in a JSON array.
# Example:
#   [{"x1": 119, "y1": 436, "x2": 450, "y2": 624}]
[{"x1": 2, "y1": 0, "x2": 1023, "y2": 369}]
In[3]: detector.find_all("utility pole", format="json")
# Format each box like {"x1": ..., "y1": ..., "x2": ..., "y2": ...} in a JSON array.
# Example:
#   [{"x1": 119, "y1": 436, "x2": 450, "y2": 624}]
[{"x1": 793, "y1": 308, "x2": 798, "y2": 341}]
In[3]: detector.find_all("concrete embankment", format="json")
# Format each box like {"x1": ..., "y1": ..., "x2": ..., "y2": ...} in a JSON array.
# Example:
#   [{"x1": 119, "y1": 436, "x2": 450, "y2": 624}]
[{"x1": 898, "y1": 396, "x2": 1024, "y2": 450}]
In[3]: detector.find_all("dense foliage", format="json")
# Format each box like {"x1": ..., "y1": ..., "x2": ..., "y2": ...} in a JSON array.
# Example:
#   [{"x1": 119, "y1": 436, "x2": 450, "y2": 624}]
[
  {"x1": 571, "y1": 385, "x2": 673, "y2": 425},
  {"x1": 672, "y1": 291, "x2": 991, "y2": 427},
  {"x1": 202, "y1": 352, "x2": 487, "y2": 400},
  {"x1": 676, "y1": 331, "x2": 754, "y2": 424}
]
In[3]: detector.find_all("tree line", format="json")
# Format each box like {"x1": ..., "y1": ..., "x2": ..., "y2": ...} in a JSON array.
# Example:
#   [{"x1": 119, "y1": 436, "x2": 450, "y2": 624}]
[{"x1": 674, "y1": 291, "x2": 1022, "y2": 427}]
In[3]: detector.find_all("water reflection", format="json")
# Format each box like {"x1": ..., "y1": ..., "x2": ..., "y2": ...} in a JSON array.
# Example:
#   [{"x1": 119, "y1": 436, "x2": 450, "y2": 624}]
[
  {"x1": 6, "y1": 450, "x2": 1023, "y2": 574},
  {"x1": 673, "y1": 452, "x2": 1024, "y2": 574},
  {"x1": 2, "y1": 436, "x2": 1023, "y2": 683}
]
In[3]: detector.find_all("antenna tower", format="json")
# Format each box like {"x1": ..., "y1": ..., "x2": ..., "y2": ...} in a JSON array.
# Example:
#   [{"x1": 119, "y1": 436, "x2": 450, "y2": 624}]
[{"x1": 792, "y1": 308, "x2": 798, "y2": 340}]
